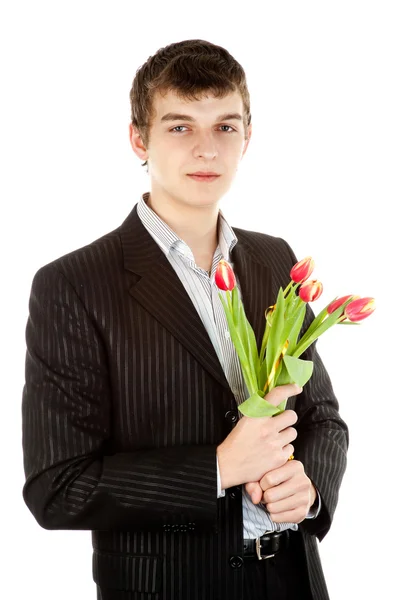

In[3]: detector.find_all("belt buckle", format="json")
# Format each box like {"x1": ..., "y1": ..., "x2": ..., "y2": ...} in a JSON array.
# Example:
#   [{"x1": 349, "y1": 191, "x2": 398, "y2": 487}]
[{"x1": 255, "y1": 536, "x2": 275, "y2": 560}]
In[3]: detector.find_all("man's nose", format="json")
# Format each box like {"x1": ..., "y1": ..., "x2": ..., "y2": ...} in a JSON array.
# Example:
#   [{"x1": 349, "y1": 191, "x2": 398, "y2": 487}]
[{"x1": 193, "y1": 131, "x2": 218, "y2": 159}]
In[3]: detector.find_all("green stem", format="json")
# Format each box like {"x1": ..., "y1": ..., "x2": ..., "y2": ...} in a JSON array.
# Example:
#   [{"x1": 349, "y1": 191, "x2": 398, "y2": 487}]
[
  {"x1": 283, "y1": 281, "x2": 292, "y2": 297},
  {"x1": 226, "y1": 290, "x2": 233, "y2": 313}
]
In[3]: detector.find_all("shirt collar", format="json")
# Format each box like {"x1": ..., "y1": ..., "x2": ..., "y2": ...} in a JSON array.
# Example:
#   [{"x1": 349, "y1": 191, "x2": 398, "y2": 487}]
[{"x1": 137, "y1": 191, "x2": 238, "y2": 263}]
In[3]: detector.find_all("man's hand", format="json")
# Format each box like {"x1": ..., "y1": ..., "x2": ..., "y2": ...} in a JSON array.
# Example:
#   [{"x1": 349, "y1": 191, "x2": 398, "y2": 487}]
[
  {"x1": 245, "y1": 460, "x2": 317, "y2": 523},
  {"x1": 217, "y1": 384, "x2": 302, "y2": 489}
]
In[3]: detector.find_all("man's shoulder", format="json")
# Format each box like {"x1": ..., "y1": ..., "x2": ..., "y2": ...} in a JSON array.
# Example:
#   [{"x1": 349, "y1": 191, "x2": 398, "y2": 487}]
[
  {"x1": 32, "y1": 224, "x2": 123, "y2": 287},
  {"x1": 233, "y1": 225, "x2": 287, "y2": 246},
  {"x1": 232, "y1": 225, "x2": 297, "y2": 266}
]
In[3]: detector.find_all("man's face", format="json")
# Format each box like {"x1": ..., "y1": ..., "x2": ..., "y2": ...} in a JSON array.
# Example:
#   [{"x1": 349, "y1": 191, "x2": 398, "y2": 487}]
[{"x1": 130, "y1": 88, "x2": 252, "y2": 209}]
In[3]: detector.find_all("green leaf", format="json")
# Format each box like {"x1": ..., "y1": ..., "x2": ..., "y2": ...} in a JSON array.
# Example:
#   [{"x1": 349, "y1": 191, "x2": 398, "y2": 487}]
[
  {"x1": 266, "y1": 287, "x2": 286, "y2": 379},
  {"x1": 285, "y1": 285, "x2": 300, "y2": 315},
  {"x1": 298, "y1": 305, "x2": 330, "y2": 344},
  {"x1": 286, "y1": 302, "x2": 307, "y2": 352},
  {"x1": 258, "y1": 357, "x2": 268, "y2": 393},
  {"x1": 238, "y1": 292, "x2": 260, "y2": 376},
  {"x1": 281, "y1": 354, "x2": 314, "y2": 388},
  {"x1": 260, "y1": 307, "x2": 273, "y2": 363},
  {"x1": 274, "y1": 360, "x2": 292, "y2": 386},
  {"x1": 230, "y1": 286, "x2": 261, "y2": 388},
  {"x1": 231, "y1": 287, "x2": 248, "y2": 356},
  {"x1": 232, "y1": 287, "x2": 260, "y2": 387},
  {"x1": 218, "y1": 291, "x2": 258, "y2": 395},
  {"x1": 269, "y1": 357, "x2": 312, "y2": 412},
  {"x1": 238, "y1": 390, "x2": 284, "y2": 417},
  {"x1": 277, "y1": 299, "x2": 306, "y2": 356}
]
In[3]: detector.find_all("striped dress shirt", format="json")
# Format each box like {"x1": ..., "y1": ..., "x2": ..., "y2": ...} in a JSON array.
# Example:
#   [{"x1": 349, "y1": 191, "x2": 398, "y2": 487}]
[{"x1": 137, "y1": 192, "x2": 319, "y2": 539}]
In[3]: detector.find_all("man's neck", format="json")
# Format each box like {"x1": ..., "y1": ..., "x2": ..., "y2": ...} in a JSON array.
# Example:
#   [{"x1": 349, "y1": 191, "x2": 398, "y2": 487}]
[{"x1": 146, "y1": 191, "x2": 219, "y2": 258}]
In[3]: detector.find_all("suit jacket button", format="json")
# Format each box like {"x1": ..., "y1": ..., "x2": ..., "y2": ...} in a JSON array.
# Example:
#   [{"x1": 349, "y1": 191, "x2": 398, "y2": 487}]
[
  {"x1": 163, "y1": 525, "x2": 171, "y2": 532},
  {"x1": 224, "y1": 410, "x2": 238, "y2": 423},
  {"x1": 229, "y1": 555, "x2": 244, "y2": 569},
  {"x1": 229, "y1": 486, "x2": 241, "y2": 499}
]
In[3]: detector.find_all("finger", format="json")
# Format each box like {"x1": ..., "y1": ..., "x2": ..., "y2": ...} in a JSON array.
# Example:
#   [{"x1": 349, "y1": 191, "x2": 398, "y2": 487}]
[
  {"x1": 264, "y1": 383, "x2": 302, "y2": 407},
  {"x1": 282, "y1": 444, "x2": 295, "y2": 462},
  {"x1": 269, "y1": 507, "x2": 307, "y2": 524},
  {"x1": 266, "y1": 492, "x2": 309, "y2": 515},
  {"x1": 260, "y1": 460, "x2": 298, "y2": 491},
  {"x1": 279, "y1": 426, "x2": 298, "y2": 446},
  {"x1": 245, "y1": 482, "x2": 263, "y2": 504},
  {"x1": 273, "y1": 409, "x2": 299, "y2": 431},
  {"x1": 245, "y1": 482, "x2": 258, "y2": 496}
]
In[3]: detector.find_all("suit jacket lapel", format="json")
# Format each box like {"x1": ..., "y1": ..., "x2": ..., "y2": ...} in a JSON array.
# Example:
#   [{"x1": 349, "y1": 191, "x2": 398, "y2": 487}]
[{"x1": 120, "y1": 204, "x2": 273, "y2": 393}]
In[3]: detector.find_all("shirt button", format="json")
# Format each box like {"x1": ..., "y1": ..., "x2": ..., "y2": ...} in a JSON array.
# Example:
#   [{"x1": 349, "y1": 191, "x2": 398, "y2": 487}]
[
  {"x1": 224, "y1": 330, "x2": 230, "y2": 339},
  {"x1": 229, "y1": 555, "x2": 244, "y2": 569}
]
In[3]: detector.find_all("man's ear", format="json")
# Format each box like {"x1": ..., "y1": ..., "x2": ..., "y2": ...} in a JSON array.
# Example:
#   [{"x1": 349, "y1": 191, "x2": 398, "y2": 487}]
[
  {"x1": 129, "y1": 123, "x2": 149, "y2": 162},
  {"x1": 241, "y1": 123, "x2": 252, "y2": 158}
]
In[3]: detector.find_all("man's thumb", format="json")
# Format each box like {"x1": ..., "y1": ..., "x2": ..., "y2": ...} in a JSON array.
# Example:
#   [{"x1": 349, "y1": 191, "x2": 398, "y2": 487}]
[{"x1": 246, "y1": 481, "x2": 263, "y2": 504}]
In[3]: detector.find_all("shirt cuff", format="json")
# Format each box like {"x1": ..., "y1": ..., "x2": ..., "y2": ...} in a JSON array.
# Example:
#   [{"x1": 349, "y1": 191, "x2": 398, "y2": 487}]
[
  {"x1": 216, "y1": 454, "x2": 226, "y2": 498},
  {"x1": 305, "y1": 487, "x2": 322, "y2": 519}
]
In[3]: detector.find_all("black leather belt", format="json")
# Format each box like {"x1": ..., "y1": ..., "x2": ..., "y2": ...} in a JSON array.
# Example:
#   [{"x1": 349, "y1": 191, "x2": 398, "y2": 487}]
[{"x1": 243, "y1": 530, "x2": 290, "y2": 560}]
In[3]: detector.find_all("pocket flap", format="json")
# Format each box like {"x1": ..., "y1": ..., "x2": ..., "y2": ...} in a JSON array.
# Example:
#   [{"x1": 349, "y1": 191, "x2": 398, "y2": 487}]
[{"x1": 93, "y1": 551, "x2": 162, "y2": 593}]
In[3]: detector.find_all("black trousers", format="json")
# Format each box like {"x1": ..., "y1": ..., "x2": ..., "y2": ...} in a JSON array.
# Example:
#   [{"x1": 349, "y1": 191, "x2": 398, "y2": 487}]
[{"x1": 243, "y1": 529, "x2": 313, "y2": 600}]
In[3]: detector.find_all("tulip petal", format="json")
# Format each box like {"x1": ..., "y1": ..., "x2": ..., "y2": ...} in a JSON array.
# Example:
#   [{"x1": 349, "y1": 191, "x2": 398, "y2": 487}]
[
  {"x1": 344, "y1": 297, "x2": 376, "y2": 322},
  {"x1": 299, "y1": 279, "x2": 323, "y2": 302},
  {"x1": 290, "y1": 257, "x2": 315, "y2": 284}
]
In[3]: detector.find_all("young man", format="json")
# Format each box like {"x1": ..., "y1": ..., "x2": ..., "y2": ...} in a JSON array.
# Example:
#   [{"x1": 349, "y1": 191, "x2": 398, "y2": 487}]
[{"x1": 22, "y1": 39, "x2": 348, "y2": 600}]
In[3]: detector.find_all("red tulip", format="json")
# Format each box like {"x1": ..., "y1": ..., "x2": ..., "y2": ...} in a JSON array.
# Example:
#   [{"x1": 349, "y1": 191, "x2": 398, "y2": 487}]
[
  {"x1": 290, "y1": 256, "x2": 315, "y2": 284},
  {"x1": 299, "y1": 279, "x2": 323, "y2": 302},
  {"x1": 344, "y1": 297, "x2": 376, "y2": 322},
  {"x1": 215, "y1": 259, "x2": 236, "y2": 291},
  {"x1": 327, "y1": 295, "x2": 357, "y2": 315}
]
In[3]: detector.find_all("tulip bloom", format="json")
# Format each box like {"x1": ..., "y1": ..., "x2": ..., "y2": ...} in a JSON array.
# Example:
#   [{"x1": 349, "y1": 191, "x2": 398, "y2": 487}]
[
  {"x1": 290, "y1": 256, "x2": 315, "y2": 284},
  {"x1": 344, "y1": 297, "x2": 376, "y2": 322},
  {"x1": 299, "y1": 279, "x2": 323, "y2": 302},
  {"x1": 215, "y1": 259, "x2": 236, "y2": 291},
  {"x1": 327, "y1": 295, "x2": 356, "y2": 315}
]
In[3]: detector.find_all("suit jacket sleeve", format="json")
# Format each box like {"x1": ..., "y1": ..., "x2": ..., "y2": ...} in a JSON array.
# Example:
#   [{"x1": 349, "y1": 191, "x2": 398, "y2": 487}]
[
  {"x1": 22, "y1": 263, "x2": 218, "y2": 532},
  {"x1": 280, "y1": 240, "x2": 349, "y2": 543}
]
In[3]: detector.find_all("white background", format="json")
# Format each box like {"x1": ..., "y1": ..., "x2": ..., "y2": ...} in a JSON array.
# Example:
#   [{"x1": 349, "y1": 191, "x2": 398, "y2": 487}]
[{"x1": 1, "y1": 1, "x2": 397, "y2": 598}]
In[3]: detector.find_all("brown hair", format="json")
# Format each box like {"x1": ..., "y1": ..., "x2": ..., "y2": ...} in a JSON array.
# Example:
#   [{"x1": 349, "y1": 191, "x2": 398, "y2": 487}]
[{"x1": 129, "y1": 39, "x2": 252, "y2": 171}]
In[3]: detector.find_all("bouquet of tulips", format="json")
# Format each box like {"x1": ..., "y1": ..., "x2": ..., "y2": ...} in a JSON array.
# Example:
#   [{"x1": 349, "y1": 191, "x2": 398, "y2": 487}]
[{"x1": 215, "y1": 256, "x2": 375, "y2": 417}]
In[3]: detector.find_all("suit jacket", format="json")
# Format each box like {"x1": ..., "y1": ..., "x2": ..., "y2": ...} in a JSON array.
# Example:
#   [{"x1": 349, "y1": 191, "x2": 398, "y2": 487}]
[{"x1": 22, "y1": 202, "x2": 349, "y2": 600}]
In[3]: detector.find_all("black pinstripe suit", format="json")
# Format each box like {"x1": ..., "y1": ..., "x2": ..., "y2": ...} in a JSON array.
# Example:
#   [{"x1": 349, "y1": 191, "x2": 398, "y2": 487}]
[{"x1": 22, "y1": 202, "x2": 348, "y2": 599}]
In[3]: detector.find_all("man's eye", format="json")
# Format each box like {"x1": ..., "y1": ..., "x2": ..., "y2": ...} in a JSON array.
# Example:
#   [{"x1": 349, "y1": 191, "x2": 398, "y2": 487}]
[{"x1": 170, "y1": 125, "x2": 235, "y2": 133}]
